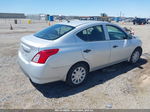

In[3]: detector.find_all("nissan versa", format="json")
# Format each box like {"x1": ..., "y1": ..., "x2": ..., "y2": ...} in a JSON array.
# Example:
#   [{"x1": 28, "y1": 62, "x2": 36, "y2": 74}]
[{"x1": 18, "y1": 21, "x2": 142, "y2": 86}]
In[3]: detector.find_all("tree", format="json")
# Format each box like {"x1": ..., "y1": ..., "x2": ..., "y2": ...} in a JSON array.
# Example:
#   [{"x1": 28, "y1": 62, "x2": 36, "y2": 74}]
[{"x1": 101, "y1": 13, "x2": 108, "y2": 17}]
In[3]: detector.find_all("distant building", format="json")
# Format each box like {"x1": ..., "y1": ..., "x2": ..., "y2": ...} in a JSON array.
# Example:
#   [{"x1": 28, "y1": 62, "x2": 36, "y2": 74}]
[
  {"x1": 0, "y1": 13, "x2": 26, "y2": 18},
  {"x1": 26, "y1": 14, "x2": 48, "y2": 20},
  {"x1": 26, "y1": 14, "x2": 41, "y2": 20},
  {"x1": 79, "y1": 16, "x2": 101, "y2": 21}
]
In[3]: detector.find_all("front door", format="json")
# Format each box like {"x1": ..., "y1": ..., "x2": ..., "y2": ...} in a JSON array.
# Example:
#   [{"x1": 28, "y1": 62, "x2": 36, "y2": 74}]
[{"x1": 106, "y1": 25, "x2": 132, "y2": 63}]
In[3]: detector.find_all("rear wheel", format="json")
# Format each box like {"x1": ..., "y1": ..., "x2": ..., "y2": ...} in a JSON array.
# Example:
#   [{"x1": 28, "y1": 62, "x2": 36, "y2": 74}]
[
  {"x1": 129, "y1": 48, "x2": 142, "y2": 64},
  {"x1": 66, "y1": 63, "x2": 89, "y2": 87}
]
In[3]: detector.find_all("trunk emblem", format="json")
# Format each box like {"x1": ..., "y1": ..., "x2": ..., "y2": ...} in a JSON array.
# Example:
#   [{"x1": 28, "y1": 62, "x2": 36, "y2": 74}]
[{"x1": 21, "y1": 44, "x2": 31, "y2": 53}]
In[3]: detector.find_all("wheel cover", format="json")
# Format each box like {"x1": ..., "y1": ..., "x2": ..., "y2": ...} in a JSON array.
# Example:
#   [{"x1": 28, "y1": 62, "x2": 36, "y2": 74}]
[
  {"x1": 132, "y1": 51, "x2": 140, "y2": 63},
  {"x1": 71, "y1": 67, "x2": 86, "y2": 85}
]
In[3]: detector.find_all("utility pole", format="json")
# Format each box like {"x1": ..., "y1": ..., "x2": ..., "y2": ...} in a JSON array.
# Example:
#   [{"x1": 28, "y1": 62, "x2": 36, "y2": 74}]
[{"x1": 120, "y1": 11, "x2": 122, "y2": 18}]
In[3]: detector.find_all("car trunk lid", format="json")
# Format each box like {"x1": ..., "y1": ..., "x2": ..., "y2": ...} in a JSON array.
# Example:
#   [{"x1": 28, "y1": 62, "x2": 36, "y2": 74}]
[{"x1": 20, "y1": 35, "x2": 53, "y2": 62}]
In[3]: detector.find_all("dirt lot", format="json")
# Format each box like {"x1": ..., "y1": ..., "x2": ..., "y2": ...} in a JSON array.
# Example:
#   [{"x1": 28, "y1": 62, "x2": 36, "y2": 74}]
[{"x1": 0, "y1": 22, "x2": 150, "y2": 109}]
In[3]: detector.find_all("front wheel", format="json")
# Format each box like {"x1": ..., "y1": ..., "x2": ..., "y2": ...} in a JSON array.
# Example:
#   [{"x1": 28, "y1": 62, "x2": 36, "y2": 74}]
[
  {"x1": 129, "y1": 49, "x2": 142, "y2": 64},
  {"x1": 66, "y1": 63, "x2": 89, "y2": 87}
]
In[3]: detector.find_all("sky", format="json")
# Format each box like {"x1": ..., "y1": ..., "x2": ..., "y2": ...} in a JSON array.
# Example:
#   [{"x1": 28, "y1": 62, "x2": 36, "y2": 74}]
[{"x1": 0, "y1": 0, "x2": 150, "y2": 17}]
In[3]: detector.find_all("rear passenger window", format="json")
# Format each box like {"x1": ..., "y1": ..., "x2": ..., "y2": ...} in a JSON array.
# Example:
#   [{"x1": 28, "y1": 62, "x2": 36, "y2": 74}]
[
  {"x1": 77, "y1": 25, "x2": 105, "y2": 42},
  {"x1": 77, "y1": 29, "x2": 88, "y2": 41}
]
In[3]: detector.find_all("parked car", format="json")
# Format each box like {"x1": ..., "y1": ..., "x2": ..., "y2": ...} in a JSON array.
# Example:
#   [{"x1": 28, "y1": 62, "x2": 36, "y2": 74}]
[
  {"x1": 147, "y1": 19, "x2": 150, "y2": 24},
  {"x1": 18, "y1": 21, "x2": 142, "y2": 86},
  {"x1": 133, "y1": 18, "x2": 148, "y2": 25}
]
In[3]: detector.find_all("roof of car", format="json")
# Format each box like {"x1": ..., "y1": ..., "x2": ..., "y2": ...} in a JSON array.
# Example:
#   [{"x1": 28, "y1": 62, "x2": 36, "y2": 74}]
[{"x1": 59, "y1": 20, "x2": 108, "y2": 27}]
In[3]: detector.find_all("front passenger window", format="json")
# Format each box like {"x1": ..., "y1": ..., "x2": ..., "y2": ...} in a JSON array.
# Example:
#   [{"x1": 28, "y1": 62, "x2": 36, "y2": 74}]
[{"x1": 107, "y1": 25, "x2": 127, "y2": 40}]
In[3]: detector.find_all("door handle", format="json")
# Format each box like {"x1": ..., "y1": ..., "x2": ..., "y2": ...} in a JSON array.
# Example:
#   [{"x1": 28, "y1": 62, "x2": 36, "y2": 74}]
[
  {"x1": 83, "y1": 49, "x2": 91, "y2": 53},
  {"x1": 113, "y1": 45, "x2": 118, "y2": 48}
]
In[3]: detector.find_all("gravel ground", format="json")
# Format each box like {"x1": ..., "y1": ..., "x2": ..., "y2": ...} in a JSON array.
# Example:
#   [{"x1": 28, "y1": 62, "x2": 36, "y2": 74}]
[{"x1": 0, "y1": 22, "x2": 150, "y2": 109}]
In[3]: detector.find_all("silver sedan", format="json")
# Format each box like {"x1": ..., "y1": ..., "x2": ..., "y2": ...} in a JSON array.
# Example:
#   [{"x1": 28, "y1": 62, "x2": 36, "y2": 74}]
[{"x1": 18, "y1": 21, "x2": 142, "y2": 86}]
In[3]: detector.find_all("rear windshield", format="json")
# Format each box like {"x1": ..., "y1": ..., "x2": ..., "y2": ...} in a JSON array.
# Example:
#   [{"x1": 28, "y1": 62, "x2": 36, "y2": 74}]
[{"x1": 34, "y1": 24, "x2": 75, "y2": 40}]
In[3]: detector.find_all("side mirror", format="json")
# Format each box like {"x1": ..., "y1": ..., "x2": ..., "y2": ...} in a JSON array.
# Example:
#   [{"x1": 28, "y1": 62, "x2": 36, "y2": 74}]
[{"x1": 123, "y1": 27, "x2": 134, "y2": 35}]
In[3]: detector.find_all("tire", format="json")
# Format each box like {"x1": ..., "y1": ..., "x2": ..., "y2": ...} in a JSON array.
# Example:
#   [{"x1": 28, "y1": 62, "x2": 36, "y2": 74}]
[
  {"x1": 129, "y1": 48, "x2": 142, "y2": 64},
  {"x1": 66, "y1": 63, "x2": 89, "y2": 87}
]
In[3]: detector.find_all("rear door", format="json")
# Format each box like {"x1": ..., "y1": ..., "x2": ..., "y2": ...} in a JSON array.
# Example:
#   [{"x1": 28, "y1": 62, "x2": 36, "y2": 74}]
[
  {"x1": 106, "y1": 25, "x2": 133, "y2": 63},
  {"x1": 76, "y1": 25, "x2": 111, "y2": 69}
]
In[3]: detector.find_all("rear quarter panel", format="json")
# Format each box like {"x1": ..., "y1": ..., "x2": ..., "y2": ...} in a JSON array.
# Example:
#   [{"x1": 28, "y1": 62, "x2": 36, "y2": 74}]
[{"x1": 45, "y1": 43, "x2": 84, "y2": 68}]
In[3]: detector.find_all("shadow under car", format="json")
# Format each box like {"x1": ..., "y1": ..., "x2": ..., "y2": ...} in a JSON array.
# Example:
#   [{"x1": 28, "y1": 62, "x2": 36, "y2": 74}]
[{"x1": 31, "y1": 58, "x2": 147, "y2": 98}]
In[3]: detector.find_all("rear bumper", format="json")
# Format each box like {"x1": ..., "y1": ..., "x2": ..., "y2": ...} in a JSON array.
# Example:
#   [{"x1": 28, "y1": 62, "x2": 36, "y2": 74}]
[{"x1": 18, "y1": 51, "x2": 69, "y2": 84}]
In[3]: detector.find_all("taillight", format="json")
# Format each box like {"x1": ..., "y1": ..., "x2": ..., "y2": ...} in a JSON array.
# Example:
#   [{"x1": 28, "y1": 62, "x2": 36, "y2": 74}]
[{"x1": 32, "y1": 49, "x2": 59, "y2": 64}]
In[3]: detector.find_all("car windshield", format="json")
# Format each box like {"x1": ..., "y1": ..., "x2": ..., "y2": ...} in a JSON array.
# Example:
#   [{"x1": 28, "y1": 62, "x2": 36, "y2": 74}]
[{"x1": 34, "y1": 24, "x2": 75, "y2": 40}]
